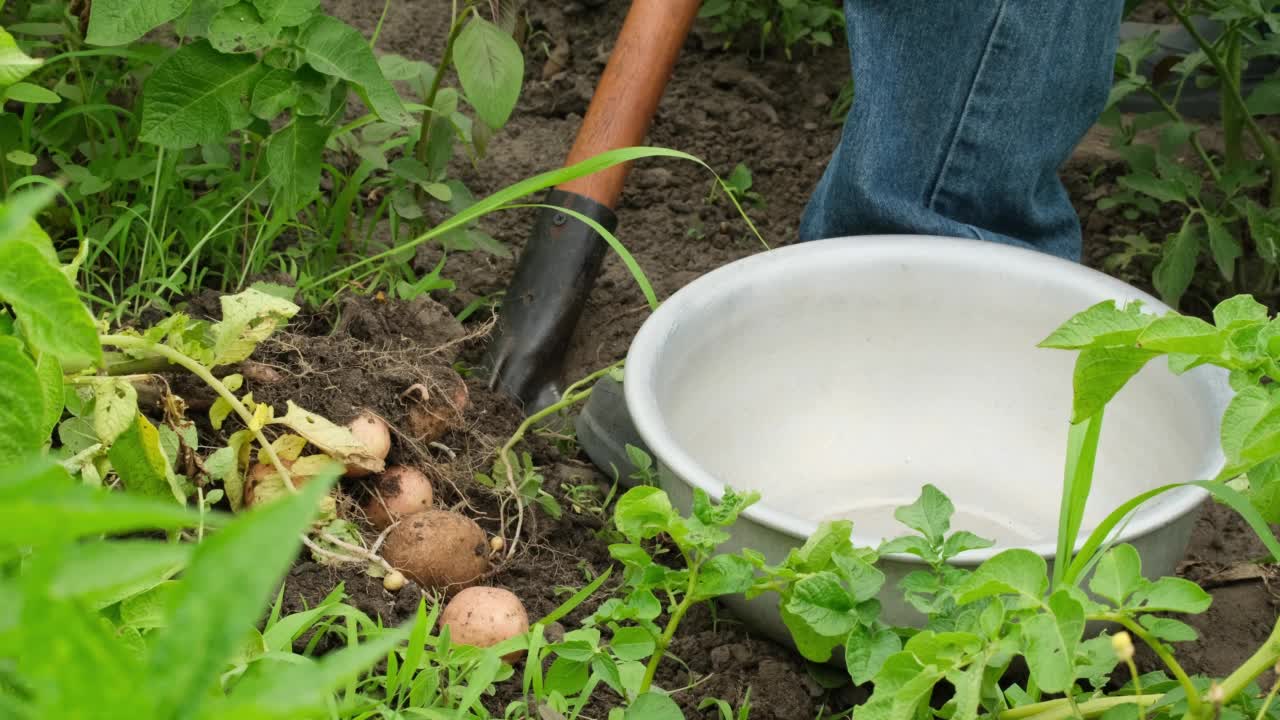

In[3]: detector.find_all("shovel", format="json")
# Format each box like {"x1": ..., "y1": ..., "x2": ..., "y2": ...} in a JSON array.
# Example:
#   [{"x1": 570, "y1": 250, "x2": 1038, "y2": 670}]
[{"x1": 480, "y1": 0, "x2": 700, "y2": 474}]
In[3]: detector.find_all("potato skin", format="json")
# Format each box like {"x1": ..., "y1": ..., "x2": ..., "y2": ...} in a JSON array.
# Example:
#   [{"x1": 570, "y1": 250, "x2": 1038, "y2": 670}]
[
  {"x1": 382, "y1": 510, "x2": 491, "y2": 591},
  {"x1": 244, "y1": 460, "x2": 300, "y2": 507},
  {"x1": 363, "y1": 465, "x2": 433, "y2": 530},
  {"x1": 440, "y1": 586, "x2": 529, "y2": 661},
  {"x1": 404, "y1": 374, "x2": 469, "y2": 443},
  {"x1": 345, "y1": 411, "x2": 391, "y2": 478}
]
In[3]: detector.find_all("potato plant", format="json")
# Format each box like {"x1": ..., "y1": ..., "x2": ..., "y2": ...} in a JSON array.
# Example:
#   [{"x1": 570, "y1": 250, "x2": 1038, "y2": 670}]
[
  {"x1": 0, "y1": 0, "x2": 522, "y2": 318},
  {"x1": 1100, "y1": 0, "x2": 1280, "y2": 311}
]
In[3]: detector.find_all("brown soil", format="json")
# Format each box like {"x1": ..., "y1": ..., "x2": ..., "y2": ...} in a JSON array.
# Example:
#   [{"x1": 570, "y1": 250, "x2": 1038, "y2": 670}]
[{"x1": 166, "y1": 0, "x2": 1280, "y2": 717}]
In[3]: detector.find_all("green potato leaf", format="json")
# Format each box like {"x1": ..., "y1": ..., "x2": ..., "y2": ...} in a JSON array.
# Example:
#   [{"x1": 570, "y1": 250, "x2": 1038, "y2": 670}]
[
  {"x1": 1023, "y1": 590, "x2": 1085, "y2": 694},
  {"x1": 4, "y1": 82, "x2": 61, "y2": 104},
  {"x1": 624, "y1": 692, "x2": 684, "y2": 720},
  {"x1": 296, "y1": 15, "x2": 410, "y2": 125},
  {"x1": 1205, "y1": 216, "x2": 1242, "y2": 282},
  {"x1": 252, "y1": 0, "x2": 319, "y2": 28},
  {"x1": 544, "y1": 656, "x2": 589, "y2": 696},
  {"x1": 1071, "y1": 347, "x2": 1158, "y2": 422},
  {"x1": 210, "y1": 286, "x2": 300, "y2": 365},
  {"x1": 1088, "y1": 544, "x2": 1144, "y2": 608},
  {"x1": 1152, "y1": 217, "x2": 1203, "y2": 309},
  {"x1": 90, "y1": 377, "x2": 138, "y2": 446},
  {"x1": 34, "y1": 352, "x2": 63, "y2": 442},
  {"x1": 1131, "y1": 577, "x2": 1211, "y2": 614},
  {"x1": 779, "y1": 604, "x2": 842, "y2": 663},
  {"x1": 0, "y1": 457, "x2": 203, "y2": 548},
  {"x1": 892, "y1": 483, "x2": 952, "y2": 544},
  {"x1": 1135, "y1": 315, "x2": 1223, "y2": 356},
  {"x1": 1220, "y1": 386, "x2": 1272, "y2": 464},
  {"x1": 609, "y1": 626, "x2": 656, "y2": 662},
  {"x1": 614, "y1": 486, "x2": 676, "y2": 542},
  {"x1": 0, "y1": 214, "x2": 102, "y2": 367},
  {"x1": 209, "y1": 2, "x2": 275, "y2": 53},
  {"x1": 140, "y1": 41, "x2": 262, "y2": 149},
  {"x1": 785, "y1": 571, "x2": 859, "y2": 637},
  {"x1": 87, "y1": 0, "x2": 193, "y2": 46},
  {"x1": 955, "y1": 549, "x2": 1048, "y2": 605},
  {"x1": 454, "y1": 16, "x2": 524, "y2": 129},
  {"x1": 47, "y1": 540, "x2": 190, "y2": 608},
  {"x1": 0, "y1": 27, "x2": 42, "y2": 88},
  {"x1": 1118, "y1": 172, "x2": 1187, "y2": 205},
  {"x1": 0, "y1": 337, "x2": 44, "y2": 456},
  {"x1": 1247, "y1": 459, "x2": 1280, "y2": 524},
  {"x1": 1139, "y1": 616, "x2": 1198, "y2": 643},
  {"x1": 692, "y1": 554, "x2": 754, "y2": 600},
  {"x1": 845, "y1": 624, "x2": 901, "y2": 685},
  {"x1": 1213, "y1": 294, "x2": 1268, "y2": 333},
  {"x1": 250, "y1": 67, "x2": 300, "y2": 120},
  {"x1": 108, "y1": 414, "x2": 186, "y2": 503},
  {"x1": 266, "y1": 116, "x2": 330, "y2": 212}
]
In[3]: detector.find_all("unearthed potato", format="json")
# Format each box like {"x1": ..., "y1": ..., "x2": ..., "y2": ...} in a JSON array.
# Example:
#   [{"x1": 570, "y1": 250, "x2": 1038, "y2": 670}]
[
  {"x1": 382, "y1": 509, "x2": 491, "y2": 591},
  {"x1": 244, "y1": 460, "x2": 297, "y2": 507},
  {"x1": 403, "y1": 373, "x2": 470, "y2": 444},
  {"x1": 440, "y1": 586, "x2": 529, "y2": 662},
  {"x1": 362, "y1": 465, "x2": 434, "y2": 530},
  {"x1": 345, "y1": 410, "x2": 391, "y2": 478},
  {"x1": 243, "y1": 458, "x2": 336, "y2": 518}
]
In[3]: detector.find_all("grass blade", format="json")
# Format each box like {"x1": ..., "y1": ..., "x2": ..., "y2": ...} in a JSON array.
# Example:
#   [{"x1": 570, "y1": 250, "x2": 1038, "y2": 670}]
[
  {"x1": 1053, "y1": 412, "x2": 1103, "y2": 589},
  {"x1": 302, "y1": 146, "x2": 765, "y2": 292}
]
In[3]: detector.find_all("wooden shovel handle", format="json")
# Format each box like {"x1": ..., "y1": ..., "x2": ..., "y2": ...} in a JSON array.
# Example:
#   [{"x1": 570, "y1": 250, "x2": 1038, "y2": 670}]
[{"x1": 557, "y1": 0, "x2": 702, "y2": 208}]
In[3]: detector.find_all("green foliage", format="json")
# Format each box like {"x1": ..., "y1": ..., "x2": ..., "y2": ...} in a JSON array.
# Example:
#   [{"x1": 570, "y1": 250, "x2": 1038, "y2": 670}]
[
  {"x1": 697, "y1": 0, "x2": 844, "y2": 58},
  {"x1": 0, "y1": 459, "x2": 419, "y2": 718},
  {"x1": 0, "y1": 0, "x2": 525, "y2": 319},
  {"x1": 1039, "y1": 293, "x2": 1280, "y2": 529},
  {"x1": 1100, "y1": 0, "x2": 1280, "y2": 309},
  {"x1": 548, "y1": 485, "x2": 761, "y2": 702}
]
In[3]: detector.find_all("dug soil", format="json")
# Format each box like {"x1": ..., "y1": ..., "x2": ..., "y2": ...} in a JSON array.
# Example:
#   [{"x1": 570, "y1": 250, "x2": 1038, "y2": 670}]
[{"x1": 175, "y1": 1, "x2": 1280, "y2": 717}]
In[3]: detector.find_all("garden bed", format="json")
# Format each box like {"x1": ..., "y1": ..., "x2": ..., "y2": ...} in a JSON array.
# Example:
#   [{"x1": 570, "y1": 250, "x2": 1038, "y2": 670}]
[
  {"x1": 130, "y1": 1, "x2": 1276, "y2": 717},
  {"x1": 7, "y1": 0, "x2": 1279, "y2": 716}
]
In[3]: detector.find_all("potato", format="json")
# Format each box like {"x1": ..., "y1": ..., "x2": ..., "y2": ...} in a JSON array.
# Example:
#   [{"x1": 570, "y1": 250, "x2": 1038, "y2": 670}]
[
  {"x1": 362, "y1": 465, "x2": 434, "y2": 530},
  {"x1": 345, "y1": 410, "x2": 391, "y2": 478},
  {"x1": 382, "y1": 509, "x2": 491, "y2": 591},
  {"x1": 244, "y1": 460, "x2": 298, "y2": 507},
  {"x1": 404, "y1": 373, "x2": 469, "y2": 444},
  {"x1": 243, "y1": 459, "x2": 335, "y2": 519},
  {"x1": 440, "y1": 586, "x2": 529, "y2": 661}
]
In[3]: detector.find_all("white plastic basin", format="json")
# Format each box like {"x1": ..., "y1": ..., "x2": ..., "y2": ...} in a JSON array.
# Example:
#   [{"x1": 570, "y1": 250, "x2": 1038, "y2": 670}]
[{"x1": 623, "y1": 235, "x2": 1232, "y2": 639}]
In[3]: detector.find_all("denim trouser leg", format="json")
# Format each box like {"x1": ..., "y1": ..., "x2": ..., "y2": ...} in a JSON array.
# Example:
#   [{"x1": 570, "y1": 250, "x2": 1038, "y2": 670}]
[{"x1": 799, "y1": 0, "x2": 1124, "y2": 262}]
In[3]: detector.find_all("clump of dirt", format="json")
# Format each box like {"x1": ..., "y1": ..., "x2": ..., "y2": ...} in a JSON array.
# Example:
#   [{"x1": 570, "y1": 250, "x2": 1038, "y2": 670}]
[{"x1": 280, "y1": 561, "x2": 429, "y2": 623}]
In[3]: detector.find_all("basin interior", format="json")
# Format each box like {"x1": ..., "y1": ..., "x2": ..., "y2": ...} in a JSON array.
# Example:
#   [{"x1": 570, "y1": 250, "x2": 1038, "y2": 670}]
[{"x1": 649, "y1": 240, "x2": 1227, "y2": 550}]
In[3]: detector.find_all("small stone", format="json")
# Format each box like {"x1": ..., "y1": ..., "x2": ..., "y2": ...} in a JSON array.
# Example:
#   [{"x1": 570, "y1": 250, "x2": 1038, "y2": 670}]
[
  {"x1": 811, "y1": 93, "x2": 831, "y2": 108},
  {"x1": 803, "y1": 122, "x2": 818, "y2": 131},
  {"x1": 750, "y1": 102, "x2": 780, "y2": 125},
  {"x1": 634, "y1": 167, "x2": 674, "y2": 189}
]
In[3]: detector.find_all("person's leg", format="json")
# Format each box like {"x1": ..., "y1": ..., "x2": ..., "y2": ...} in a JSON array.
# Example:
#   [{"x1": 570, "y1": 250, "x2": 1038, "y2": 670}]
[{"x1": 799, "y1": 0, "x2": 1124, "y2": 262}]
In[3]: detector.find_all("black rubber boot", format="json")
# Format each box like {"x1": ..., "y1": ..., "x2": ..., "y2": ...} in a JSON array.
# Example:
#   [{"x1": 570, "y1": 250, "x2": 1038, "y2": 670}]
[
  {"x1": 1115, "y1": 17, "x2": 1277, "y2": 118},
  {"x1": 573, "y1": 372, "x2": 649, "y2": 485}
]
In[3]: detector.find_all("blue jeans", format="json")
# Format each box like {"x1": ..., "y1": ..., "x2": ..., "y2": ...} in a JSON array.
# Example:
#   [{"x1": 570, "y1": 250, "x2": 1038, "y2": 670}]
[{"x1": 800, "y1": 0, "x2": 1124, "y2": 262}]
